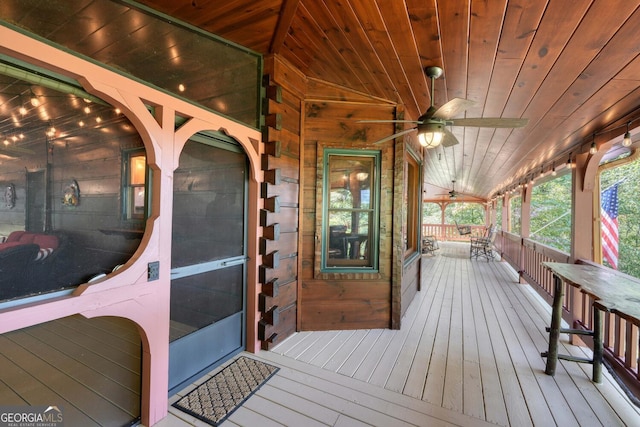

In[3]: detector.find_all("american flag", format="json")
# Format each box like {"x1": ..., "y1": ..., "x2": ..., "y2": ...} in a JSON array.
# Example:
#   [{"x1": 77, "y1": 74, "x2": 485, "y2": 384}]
[{"x1": 601, "y1": 183, "x2": 619, "y2": 269}]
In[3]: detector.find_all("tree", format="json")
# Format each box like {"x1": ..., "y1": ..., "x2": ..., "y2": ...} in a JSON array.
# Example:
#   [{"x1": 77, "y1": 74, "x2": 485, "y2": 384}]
[{"x1": 530, "y1": 173, "x2": 572, "y2": 253}]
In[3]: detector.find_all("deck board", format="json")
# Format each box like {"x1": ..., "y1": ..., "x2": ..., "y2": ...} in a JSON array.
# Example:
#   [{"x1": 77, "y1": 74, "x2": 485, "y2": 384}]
[
  {"x1": 13, "y1": 242, "x2": 636, "y2": 426},
  {"x1": 266, "y1": 243, "x2": 640, "y2": 426},
  {"x1": 0, "y1": 316, "x2": 141, "y2": 426}
]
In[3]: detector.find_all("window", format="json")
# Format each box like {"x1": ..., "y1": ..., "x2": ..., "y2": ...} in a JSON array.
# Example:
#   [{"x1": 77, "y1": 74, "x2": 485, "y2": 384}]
[
  {"x1": 404, "y1": 153, "x2": 420, "y2": 258},
  {"x1": 0, "y1": 66, "x2": 147, "y2": 303},
  {"x1": 509, "y1": 195, "x2": 522, "y2": 234},
  {"x1": 530, "y1": 173, "x2": 572, "y2": 252},
  {"x1": 322, "y1": 150, "x2": 379, "y2": 270},
  {"x1": 123, "y1": 149, "x2": 147, "y2": 220}
]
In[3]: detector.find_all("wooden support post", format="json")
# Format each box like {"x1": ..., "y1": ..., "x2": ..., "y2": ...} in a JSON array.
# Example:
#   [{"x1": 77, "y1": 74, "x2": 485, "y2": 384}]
[
  {"x1": 543, "y1": 274, "x2": 564, "y2": 376},
  {"x1": 592, "y1": 305, "x2": 603, "y2": 383}
]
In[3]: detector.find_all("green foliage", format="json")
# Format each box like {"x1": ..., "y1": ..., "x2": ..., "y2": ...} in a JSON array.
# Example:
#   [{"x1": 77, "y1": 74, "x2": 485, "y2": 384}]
[
  {"x1": 445, "y1": 203, "x2": 485, "y2": 225},
  {"x1": 530, "y1": 173, "x2": 572, "y2": 253},
  {"x1": 510, "y1": 196, "x2": 522, "y2": 234},
  {"x1": 423, "y1": 202, "x2": 441, "y2": 223},
  {"x1": 422, "y1": 202, "x2": 485, "y2": 225}
]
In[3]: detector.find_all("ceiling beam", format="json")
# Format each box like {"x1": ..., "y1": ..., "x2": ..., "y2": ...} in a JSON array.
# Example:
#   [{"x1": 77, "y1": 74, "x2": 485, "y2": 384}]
[{"x1": 269, "y1": 0, "x2": 301, "y2": 54}]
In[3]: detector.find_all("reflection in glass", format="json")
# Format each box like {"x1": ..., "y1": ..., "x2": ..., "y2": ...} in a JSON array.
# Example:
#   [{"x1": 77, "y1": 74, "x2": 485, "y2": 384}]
[
  {"x1": 170, "y1": 138, "x2": 246, "y2": 342},
  {"x1": 0, "y1": 75, "x2": 146, "y2": 302},
  {"x1": 171, "y1": 141, "x2": 246, "y2": 268},
  {"x1": 325, "y1": 153, "x2": 377, "y2": 268}
]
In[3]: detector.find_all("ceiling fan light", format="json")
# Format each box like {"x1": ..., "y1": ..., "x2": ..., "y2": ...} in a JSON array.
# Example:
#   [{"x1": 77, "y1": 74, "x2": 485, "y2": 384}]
[{"x1": 418, "y1": 130, "x2": 443, "y2": 148}]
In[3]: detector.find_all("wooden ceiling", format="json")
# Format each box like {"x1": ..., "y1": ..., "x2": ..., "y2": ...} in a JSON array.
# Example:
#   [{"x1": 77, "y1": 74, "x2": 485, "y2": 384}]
[{"x1": 108, "y1": 1, "x2": 640, "y2": 198}]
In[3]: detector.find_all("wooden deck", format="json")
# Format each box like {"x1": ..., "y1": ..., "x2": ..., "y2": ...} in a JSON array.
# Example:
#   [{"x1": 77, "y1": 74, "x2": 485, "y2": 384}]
[
  {"x1": 162, "y1": 242, "x2": 640, "y2": 427},
  {"x1": 0, "y1": 315, "x2": 141, "y2": 426}
]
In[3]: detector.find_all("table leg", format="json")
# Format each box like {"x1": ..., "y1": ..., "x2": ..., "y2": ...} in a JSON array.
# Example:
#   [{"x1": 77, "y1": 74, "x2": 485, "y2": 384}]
[
  {"x1": 592, "y1": 307, "x2": 603, "y2": 383},
  {"x1": 545, "y1": 274, "x2": 564, "y2": 376}
]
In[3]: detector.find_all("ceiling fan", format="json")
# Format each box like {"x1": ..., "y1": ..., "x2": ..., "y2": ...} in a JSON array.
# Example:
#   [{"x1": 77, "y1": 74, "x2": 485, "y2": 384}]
[
  {"x1": 359, "y1": 66, "x2": 528, "y2": 147},
  {"x1": 437, "y1": 180, "x2": 460, "y2": 199}
]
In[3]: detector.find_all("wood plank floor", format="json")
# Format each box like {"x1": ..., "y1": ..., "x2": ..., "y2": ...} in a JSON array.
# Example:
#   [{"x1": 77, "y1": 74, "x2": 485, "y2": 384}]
[
  {"x1": 162, "y1": 242, "x2": 640, "y2": 427},
  {"x1": 0, "y1": 315, "x2": 141, "y2": 426}
]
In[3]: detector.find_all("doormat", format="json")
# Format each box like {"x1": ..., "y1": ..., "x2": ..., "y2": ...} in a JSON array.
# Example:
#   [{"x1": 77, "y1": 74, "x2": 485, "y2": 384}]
[{"x1": 172, "y1": 356, "x2": 279, "y2": 426}]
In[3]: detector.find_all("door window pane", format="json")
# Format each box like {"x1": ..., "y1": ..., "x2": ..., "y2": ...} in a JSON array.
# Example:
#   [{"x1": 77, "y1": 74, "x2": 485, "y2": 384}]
[
  {"x1": 0, "y1": 70, "x2": 146, "y2": 302},
  {"x1": 170, "y1": 265, "x2": 243, "y2": 341},
  {"x1": 323, "y1": 151, "x2": 379, "y2": 270},
  {"x1": 172, "y1": 140, "x2": 246, "y2": 268}
]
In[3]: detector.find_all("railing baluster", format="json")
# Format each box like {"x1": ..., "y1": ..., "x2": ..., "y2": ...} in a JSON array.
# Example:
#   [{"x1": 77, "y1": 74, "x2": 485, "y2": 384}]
[{"x1": 626, "y1": 322, "x2": 638, "y2": 371}]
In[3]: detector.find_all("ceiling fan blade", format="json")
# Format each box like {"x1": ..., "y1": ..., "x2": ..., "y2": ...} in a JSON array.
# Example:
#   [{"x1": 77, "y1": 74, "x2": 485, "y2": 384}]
[
  {"x1": 371, "y1": 127, "x2": 416, "y2": 144},
  {"x1": 440, "y1": 128, "x2": 459, "y2": 147},
  {"x1": 357, "y1": 119, "x2": 421, "y2": 124},
  {"x1": 432, "y1": 98, "x2": 475, "y2": 119},
  {"x1": 449, "y1": 117, "x2": 529, "y2": 128}
]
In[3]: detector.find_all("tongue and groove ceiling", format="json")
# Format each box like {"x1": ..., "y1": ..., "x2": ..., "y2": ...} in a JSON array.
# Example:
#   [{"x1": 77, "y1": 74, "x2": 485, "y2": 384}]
[{"x1": 26, "y1": 0, "x2": 640, "y2": 198}]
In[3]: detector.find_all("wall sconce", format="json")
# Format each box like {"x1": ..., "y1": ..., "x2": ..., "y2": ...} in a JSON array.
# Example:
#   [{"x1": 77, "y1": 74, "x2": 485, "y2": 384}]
[
  {"x1": 417, "y1": 122, "x2": 444, "y2": 148},
  {"x1": 589, "y1": 134, "x2": 597, "y2": 154},
  {"x1": 623, "y1": 121, "x2": 632, "y2": 147}
]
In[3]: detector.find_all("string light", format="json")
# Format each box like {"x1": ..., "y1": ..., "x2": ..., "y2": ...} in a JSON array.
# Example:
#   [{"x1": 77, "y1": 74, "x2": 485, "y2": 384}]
[
  {"x1": 623, "y1": 121, "x2": 632, "y2": 147},
  {"x1": 29, "y1": 88, "x2": 39, "y2": 107},
  {"x1": 589, "y1": 133, "x2": 597, "y2": 154}
]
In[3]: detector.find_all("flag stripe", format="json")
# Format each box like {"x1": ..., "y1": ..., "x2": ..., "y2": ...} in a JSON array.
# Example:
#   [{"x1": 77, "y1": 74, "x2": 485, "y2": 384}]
[{"x1": 601, "y1": 183, "x2": 619, "y2": 269}]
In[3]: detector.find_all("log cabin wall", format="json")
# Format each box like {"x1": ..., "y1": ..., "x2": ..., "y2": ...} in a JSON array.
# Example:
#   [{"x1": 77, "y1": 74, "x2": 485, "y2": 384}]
[
  {"x1": 258, "y1": 55, "x2": 306, "y2": 349},
  {"x1": 260, "y1": 54, "x2": 426, "y2": 338},
  {"x1": 301, "y1": 77, "x2": 417, "y2": 331}
]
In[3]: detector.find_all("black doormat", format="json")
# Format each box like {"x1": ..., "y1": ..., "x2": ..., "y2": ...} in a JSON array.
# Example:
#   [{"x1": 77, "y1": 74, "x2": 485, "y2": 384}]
[{"x1": 172, "y1": 356, "x2": 279, "y2": 426}]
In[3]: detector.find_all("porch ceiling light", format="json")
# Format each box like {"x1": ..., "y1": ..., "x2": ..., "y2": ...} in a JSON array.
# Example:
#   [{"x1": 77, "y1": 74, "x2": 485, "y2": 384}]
[{"x1": 417, "y1": 122, "x2": 444, "y2": 148}]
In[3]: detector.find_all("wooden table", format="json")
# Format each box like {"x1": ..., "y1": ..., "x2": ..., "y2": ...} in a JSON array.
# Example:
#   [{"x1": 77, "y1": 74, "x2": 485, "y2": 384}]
[{"x1": 542, "y1": 262, "x2": 640, "y2": 382}]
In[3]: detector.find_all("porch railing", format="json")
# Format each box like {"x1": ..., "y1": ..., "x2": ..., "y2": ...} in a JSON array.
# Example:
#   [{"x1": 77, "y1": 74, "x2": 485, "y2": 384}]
[
  {"x1": 421, "y1": 224, "x2": 640, "y2": 397},
  {"x1": 494, "y1": 230, "x2": 640, "y2": 400},
  {"x1": 421, "y1": 223, "x2": 486, "y2": 241}
]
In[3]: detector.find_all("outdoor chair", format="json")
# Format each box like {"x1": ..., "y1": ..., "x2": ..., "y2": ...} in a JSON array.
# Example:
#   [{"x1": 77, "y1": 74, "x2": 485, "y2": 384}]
[
  {"x1": 422, "y1": 235, "x2": 439, "y2": 255},
  {"x1": 455, "y1": 221, "x2": 472, "y2": 236},
  {"x1": 470, "y1": 227, "x2": 497, "y2": 261}
]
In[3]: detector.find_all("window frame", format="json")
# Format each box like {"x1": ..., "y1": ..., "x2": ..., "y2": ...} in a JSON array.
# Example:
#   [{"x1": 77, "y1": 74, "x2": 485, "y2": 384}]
[
  {"x1": 320, "y1": 149, "x2": 380, "y2": 273},
  {"x1": 122, "y1": 148, "x2": 150, "y2": 222},
  {"x1": 404, "y1": 150, "x2": 421, "y2": 259}
]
